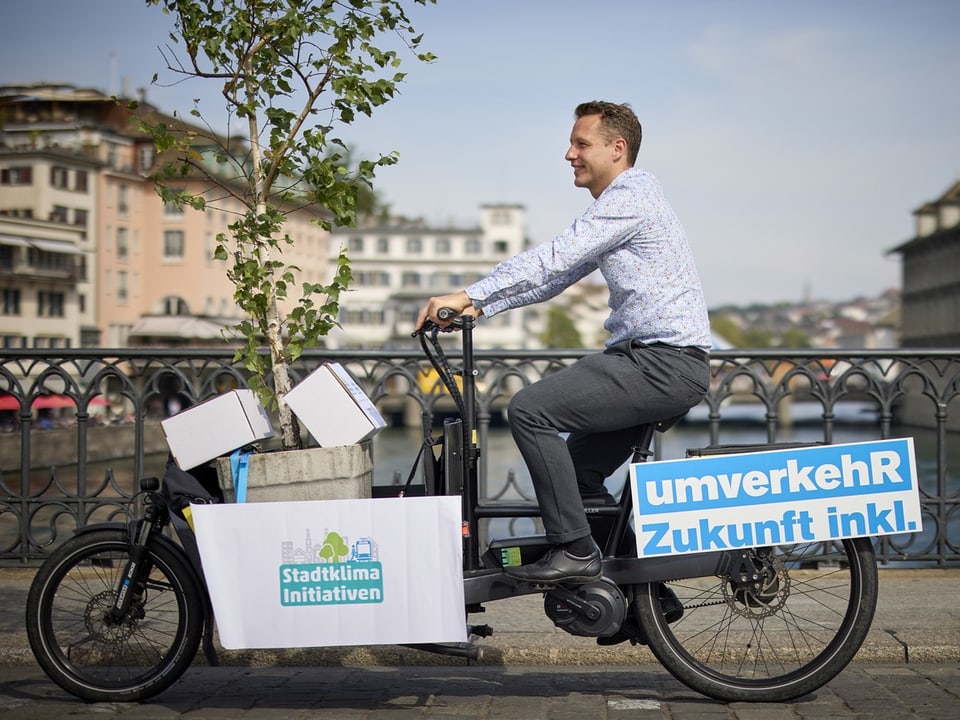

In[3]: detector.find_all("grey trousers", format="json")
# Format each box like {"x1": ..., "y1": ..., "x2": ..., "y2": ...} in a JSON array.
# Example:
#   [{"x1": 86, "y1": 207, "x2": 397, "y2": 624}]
[{"x1": 507, "y1": 340, "x2": 711, "y2": 545}]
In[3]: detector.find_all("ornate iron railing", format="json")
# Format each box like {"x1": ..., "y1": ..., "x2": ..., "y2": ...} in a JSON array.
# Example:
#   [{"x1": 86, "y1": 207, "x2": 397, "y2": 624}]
[{"x1": 1, "y1": 347, "x2": 958, "y2": 565}]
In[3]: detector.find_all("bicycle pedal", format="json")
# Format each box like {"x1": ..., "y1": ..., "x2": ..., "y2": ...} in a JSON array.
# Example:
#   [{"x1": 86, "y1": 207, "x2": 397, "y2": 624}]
[
  {"x1": 468, "y1": 624, "x2": 494, "y2": 638},
  {"x1": 527, "y1": 581, "x2": 557, "y2": 591}
]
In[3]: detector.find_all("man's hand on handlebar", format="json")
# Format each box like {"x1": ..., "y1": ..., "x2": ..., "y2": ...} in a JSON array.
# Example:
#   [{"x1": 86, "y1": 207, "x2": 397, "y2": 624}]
[{"x1": 414, "y1": 290, "x2": 481, "y2": 332}]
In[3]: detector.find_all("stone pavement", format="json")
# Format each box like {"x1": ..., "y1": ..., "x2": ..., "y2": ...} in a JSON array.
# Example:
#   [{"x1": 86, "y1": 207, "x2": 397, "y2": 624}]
[
  {"x1": 1, "y1": 567, "x2": 958, "y2": 718},
  {"x1": 1, "y1": 663, "x2": 958, "y2": 719}
]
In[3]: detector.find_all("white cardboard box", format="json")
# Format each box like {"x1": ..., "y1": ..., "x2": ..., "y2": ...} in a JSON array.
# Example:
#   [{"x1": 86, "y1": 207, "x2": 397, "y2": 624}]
[
  {"x1": 283, "y1": 363, "x2": 386, "y2": 447},
  {"x1": 161, "y1": 389, "x2": 274, "y2": 470}
]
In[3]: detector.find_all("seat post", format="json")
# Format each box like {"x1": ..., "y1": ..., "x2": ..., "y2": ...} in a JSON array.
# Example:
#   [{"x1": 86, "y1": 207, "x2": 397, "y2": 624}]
[
  {"x1": 605, "y1": 423, "x2": 657, "y2": 556},
  {"x1": 629, "y1": 423, "x2": 657, "y2": 464}
]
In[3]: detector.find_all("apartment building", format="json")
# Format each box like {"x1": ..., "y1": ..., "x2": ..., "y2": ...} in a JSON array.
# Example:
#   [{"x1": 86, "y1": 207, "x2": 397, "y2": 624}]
[
  {"x1": 0, "y1": 139, "x2": 100, "y2": 348},
  {"x1": 0, "y1": 83, "x2": 329, "y2": 348},
  {"x1": 889, "y1": 179, "x2": 960, "y2": 346},
  {"x1": 330, "y1": 204, "x2": 537, "y2": 349},
  {"x1": 0, "y1": 215, "x2": 85, "y2": 349}
]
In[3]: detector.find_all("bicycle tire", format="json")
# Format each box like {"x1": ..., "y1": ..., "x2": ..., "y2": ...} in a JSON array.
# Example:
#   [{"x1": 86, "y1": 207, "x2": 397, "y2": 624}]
[
  {"x1": 26, "y1": 529, "x2": 204, "y2": 702},
  {"x1": 635, "y1": 537, "x2": 878, "y2": 702}
]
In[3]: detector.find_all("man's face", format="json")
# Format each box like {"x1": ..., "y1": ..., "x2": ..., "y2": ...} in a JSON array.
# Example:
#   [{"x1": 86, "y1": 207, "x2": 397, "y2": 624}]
[{"x1": 564, "y1": 113, "x2": 623, "y2": 198}]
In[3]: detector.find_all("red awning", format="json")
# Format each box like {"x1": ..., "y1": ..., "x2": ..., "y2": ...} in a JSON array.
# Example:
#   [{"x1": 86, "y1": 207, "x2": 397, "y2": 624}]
[{"x1": 0, "y1": 394, "x2": 109, "y2": 411}]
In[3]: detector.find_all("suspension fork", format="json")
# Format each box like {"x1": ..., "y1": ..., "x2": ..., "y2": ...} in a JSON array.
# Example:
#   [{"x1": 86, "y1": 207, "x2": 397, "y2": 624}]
[{"x1": 106, "y1": 494, "x2": 168, "y2": 624}]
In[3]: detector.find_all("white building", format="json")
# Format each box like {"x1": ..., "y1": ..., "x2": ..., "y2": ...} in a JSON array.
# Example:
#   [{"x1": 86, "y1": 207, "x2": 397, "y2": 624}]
[
  {"x1": 0, "y1": 215, "x2": 85, "y2": 349},
  {"x1": 330, "y1": 204, "x2": 540, "y2": 349}
]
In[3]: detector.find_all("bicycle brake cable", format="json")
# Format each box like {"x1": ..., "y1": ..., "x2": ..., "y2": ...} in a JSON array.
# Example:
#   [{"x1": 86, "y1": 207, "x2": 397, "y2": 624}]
[{"x1": 419, "y1": 326, "x2": 467, "y2": 420}]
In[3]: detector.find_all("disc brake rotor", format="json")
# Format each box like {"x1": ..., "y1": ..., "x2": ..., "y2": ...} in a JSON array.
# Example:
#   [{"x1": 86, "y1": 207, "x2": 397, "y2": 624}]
[
  {"x1": 85, "y1": 590, "x2": 140, "y2": 642},
  {"x1": 722, "y1": 551, "x2": 790, "y2": 618}
]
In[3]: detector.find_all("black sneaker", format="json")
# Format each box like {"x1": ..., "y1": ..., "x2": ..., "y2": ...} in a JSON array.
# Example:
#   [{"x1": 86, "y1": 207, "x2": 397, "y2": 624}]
[{"x1": 503, "y1": 543, "x2": 602, "y2": 584}]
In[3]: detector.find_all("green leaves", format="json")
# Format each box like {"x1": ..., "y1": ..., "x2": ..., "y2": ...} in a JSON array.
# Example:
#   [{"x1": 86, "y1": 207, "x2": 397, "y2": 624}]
[{"x1": 141, "y1": 0, "x2": 437, "y2": 447}]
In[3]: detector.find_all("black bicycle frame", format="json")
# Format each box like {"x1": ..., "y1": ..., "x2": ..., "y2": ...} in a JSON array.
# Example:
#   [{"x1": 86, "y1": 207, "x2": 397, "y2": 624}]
[{"x1": 420, "y1": 316, "x2": 739, "y2": 608}]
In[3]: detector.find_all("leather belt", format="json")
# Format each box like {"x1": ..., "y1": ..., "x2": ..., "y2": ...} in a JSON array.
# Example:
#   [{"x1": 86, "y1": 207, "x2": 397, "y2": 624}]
[
  {"x1": 650, "y1": 343, "x2": 710, "y2": 363},
  {"x1": 681, "y1": 345, "x2": 710, "y2": 363}
]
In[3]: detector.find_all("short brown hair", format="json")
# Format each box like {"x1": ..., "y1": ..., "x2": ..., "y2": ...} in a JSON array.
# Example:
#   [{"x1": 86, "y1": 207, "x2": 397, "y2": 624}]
[{"x1": 575, "y1": 101, "x2": 642, "y2": 165}]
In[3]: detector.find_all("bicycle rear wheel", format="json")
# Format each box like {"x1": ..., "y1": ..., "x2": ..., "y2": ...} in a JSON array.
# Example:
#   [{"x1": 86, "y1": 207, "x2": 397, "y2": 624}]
[
  {"x1": 26, "y1": 529, "x2": 204, "y2": 702},
  {"x1": 635, "y1": 537, "x2": 877, "y2": 702}
]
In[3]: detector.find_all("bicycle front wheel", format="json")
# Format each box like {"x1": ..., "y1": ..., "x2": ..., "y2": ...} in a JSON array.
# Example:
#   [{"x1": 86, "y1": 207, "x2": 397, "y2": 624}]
[
  {"x1": 26, "y1": 529, "x2": 205, "y2": 702},
  {"x1": 635, "y1": 537, "x2": 878, "y2": 702}
]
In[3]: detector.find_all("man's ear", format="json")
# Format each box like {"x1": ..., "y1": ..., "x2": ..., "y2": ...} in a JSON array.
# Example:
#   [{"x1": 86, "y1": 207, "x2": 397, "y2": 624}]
[{"x1": 611, "y1": 137, "x2": 628, "y2": 162}]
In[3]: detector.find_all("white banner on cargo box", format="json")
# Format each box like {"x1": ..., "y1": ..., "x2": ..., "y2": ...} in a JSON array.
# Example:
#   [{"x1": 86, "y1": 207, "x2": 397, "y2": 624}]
[
  {"x1": 630, "y1": 438, "x2": 922, "y2": 558},
  {"x1": 190, "y1": 496, "x2": 466, "y2": 649}
]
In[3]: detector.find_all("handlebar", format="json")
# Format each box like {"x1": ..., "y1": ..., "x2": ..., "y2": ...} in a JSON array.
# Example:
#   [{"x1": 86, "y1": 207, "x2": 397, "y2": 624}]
[{"x1": 411, "y1": 307, "x2": 463, "y2": 337}]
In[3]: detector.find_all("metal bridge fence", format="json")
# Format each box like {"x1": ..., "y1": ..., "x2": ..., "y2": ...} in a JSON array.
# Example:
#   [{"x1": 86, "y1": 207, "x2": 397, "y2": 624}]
[{"x1": 1, "y1": 347, "x2": 957, "y2": 565}]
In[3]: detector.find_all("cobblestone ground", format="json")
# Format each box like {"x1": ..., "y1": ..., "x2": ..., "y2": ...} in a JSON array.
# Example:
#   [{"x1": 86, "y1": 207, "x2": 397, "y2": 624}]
[{"x1": 1, "y1": 663, "x2": 958, "y2": 719}]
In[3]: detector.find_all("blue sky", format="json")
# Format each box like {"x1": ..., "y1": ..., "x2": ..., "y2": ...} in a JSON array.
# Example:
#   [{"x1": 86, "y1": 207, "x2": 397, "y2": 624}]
[{"x1": 2, "y1": 0, "x2": 958, "y2": 306}]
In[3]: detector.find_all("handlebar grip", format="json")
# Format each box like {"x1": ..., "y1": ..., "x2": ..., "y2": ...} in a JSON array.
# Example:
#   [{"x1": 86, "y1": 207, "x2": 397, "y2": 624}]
[{"x1": 437, "y1": 307, "x2": 458, "y2": 321}]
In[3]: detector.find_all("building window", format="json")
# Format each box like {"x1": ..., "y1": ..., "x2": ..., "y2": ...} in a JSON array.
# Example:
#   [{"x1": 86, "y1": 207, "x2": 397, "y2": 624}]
[
  {"x1": 376, "y1": 236, "x2": 389, "y2": 253},
  {"x1": 74, "y1": 170, "x2": 88, "y2": 193},
  {"x1": 491, "y1": 209, "x2": 511, "y2": 225},
  {"x1": 27, "y1": 248, "x2": 72, "y2": 273},
  {"x1": 493, "y1": 240, "x2": 509, "y2": 253},
  {"x1": 432, "y1": 272, "x2": 460, "y2": 289},
  {"x1": 50, "y1": 166, "x2": 70, "y2": 189},
  {"x1": 0, "y1": 208, "x2": 33, "y2": 219},
  {"x1": 348, "y1": 236, "x2": 364, "y2": 253},
  {"x1": 2, "y1": 288, "x2": 21, "y2": 315},
  {"x1": 163, "y1": 230, "x2": 185, "y2": 260},
  {"x1": 50, "y1": 206, "x2": 69, "y2": 223},
  {"x1": 117, "y1": 184, "x2": 129, "y2": 215},
  {"x1": 205, "y1": 231, "x2": 216, "y2": 263},
  {"x1": 106, "y1": 142, "x2": 119, "y2": 168},
  {"x1": 138, "y1": 145, "x2": 155, "y2": 173},
  {"x1": 435, "y1": 237, "x2": 451, "y2": 254},
  {"x1": 401, "y1": 271, "x2": 421, "y2": 288},
  {"x1": 73, "y1": 208, "x2": 88, "y2": 227},
  {"x1": 355, "y1": 271, "x2": 390, "y2": 287},
  {"x1": 465, "y1": 237, "x2": 482, "y2": 254},
  {"x1": 117, "y1": 271, "x2": 128, "y2": 303},
  {"x1": 117, "y1": 227, "x2": 129, "y2": 260},
  {"x1": 0, "y1": 166, "x2": 32, "y2": 185},
  {"x1": 406, "y1": 236, "x2": 422, "y2": 254},
  {"x1": 341, "y1": 308, "x2": 386, "y2": 325},
  {"x1": 161, "y1": 296, "x2": 190, "y2": 315},
  {"x1": 0, "y1": 246, "x2": 12, "y2": 272},
  {"x1": 37, "y1": 291, "x2": 65, "y2": 318}
]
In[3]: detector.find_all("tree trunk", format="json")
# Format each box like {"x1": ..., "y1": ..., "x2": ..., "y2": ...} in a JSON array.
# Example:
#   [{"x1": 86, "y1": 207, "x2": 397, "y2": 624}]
[{"x1": 246, "y1": 69, "x2": 301, "y2": 451}]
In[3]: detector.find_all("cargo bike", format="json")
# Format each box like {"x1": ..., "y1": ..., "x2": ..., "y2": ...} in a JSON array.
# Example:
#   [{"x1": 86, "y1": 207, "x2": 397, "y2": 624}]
[{"x1": 25, "y1": 311, "x2": 879, "y2": 703}]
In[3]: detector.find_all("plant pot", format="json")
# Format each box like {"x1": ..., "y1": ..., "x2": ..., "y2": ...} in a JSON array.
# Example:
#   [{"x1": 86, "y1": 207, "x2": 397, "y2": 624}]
[{"x1": 215, "y1": 441, "x2": 373, "y2": 503}]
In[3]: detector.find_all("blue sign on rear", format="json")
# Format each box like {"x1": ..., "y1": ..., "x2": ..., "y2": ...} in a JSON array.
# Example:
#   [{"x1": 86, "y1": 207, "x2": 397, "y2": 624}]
[{"x1": 630, "y1": 438, "x2": 922, "y2": 557}]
